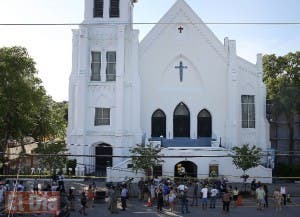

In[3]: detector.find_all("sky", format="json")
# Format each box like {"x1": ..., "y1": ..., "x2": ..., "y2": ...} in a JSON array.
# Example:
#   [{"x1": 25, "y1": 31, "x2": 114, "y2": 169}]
[{"x1": 0, "y1": 0, "x2": 299, "y2": 102}]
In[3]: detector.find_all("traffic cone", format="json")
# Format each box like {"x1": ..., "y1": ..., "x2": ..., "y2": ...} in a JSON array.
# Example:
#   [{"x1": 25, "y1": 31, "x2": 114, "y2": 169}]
[{"x1": 146, "y1": 197, "x2": 152, "y2": 207}]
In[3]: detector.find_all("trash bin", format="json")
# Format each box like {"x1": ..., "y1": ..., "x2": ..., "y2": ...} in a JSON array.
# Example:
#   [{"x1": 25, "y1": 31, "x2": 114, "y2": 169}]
[{"x1": 94, "y1": 191, "x2": 106, "y2": 203}]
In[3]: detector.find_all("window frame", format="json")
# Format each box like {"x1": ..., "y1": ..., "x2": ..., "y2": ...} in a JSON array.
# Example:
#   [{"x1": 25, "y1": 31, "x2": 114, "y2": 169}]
[
  {"x1": 106, "y1": 51, "x2": 116, "y2": 81},
  {"x1": 241, "y1": 95, "x2": 255, "y2": 128},
  {"x1": 91, "y1": 51, "x2": 101, "y2": 81},
  {"x1": 94, "y1": 108, "x2": 110, "y2": 126},
  {"x1": 109, "y1": 0, "x2": 120, "y2": 18},
  {"x1": 93, "y1": 0, "x2": 104, "y2": 18}
]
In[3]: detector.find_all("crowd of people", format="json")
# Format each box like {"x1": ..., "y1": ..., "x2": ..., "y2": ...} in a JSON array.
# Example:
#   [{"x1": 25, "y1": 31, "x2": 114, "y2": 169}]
[
  {"x1": 134, "y1": 177, "x2": 237, "y2": 214},
  {"x1": 0, "y1": 176, "x2": 293, "y2": 216},
  {"x1": 127, "y1": 177, "x2": 290, "y2": 214},
  {"x1": 250, "y1": 178, "x2": 288, "y2": 212}
]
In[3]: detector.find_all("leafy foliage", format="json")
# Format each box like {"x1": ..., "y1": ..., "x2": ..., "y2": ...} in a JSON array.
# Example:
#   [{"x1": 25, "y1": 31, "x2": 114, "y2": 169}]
[
  {"x1": 0, "y1": 46, "x2": 43, "y2": 140},
  {"x1": 130, "y1": 144, "x2": 163, "y2": 174},
  {"x1": 263, "y1": 52, "x2": 300, "y2": 164},
  {"x1": 263, "y1": 52, "x2": 300, "y2": 115},
  {"x1": 232, "y1": 144, "x2": 262, "y2": 174},
  {"x1": 0, "y1": 46, "x2": 67, "y2": 171},
  {"x1": 33, "y1": 140, "x2": 67, "y2": 172},
  {"x1": 232, "y1": 144, "x2": 262, "y2": 192},
  {"x1": 66, "y1": 159, "x2": 77, "y2": 175}
]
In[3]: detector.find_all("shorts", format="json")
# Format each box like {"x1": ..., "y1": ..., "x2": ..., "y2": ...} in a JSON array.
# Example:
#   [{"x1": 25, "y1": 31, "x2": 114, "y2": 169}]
[{"x1": 202, "y1": 198, "x2": 207, "y2": 204}]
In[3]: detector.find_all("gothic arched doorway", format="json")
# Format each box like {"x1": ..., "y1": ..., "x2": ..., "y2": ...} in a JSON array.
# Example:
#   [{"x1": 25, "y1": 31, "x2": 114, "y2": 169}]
[
  {"x1": 197, "y1": 109, "x2": 212, "y2": 138},
  {"x1": 173, "y1": 102, "x2": 190, "y2": 137},
  {"x1": 151, "y1": 109, "x2": 166, "y2": 137},
  {"x1": 95, "y1": 143, "x2": 112, "y2": 179},
  {"x1": 174, "y1": 161, "x2": 197, "y2": 179}
]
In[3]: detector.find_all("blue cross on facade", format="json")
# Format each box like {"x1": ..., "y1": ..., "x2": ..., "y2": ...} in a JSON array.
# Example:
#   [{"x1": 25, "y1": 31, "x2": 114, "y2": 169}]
[{"x1": 175, "y1": 61, "x2": 188, "y2": 82}]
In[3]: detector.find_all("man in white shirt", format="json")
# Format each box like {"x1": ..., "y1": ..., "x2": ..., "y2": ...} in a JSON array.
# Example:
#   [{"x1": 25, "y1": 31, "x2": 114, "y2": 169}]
[
  {"x1": 177, "y1": 183, "x2": 188, "y2": 192},
  {"x1": 280, "y1": 186, "x2": 287, "y2": 206},
  {"x1": 210, "y1": 186, "x2": 218, "y2": 208},
  {"x1": 121, "y1": 186, "x2": 129, "y2": 211},
  {"x1": 201, "y1": 185, "x2": 208, "y2": 210}
]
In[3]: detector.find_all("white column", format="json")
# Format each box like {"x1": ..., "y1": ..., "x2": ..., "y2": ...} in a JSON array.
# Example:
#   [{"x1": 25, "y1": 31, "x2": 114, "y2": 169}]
[
  {"x1": 115, "y1": 25, "x2": 125, "y2": 136},
  {"x1": 101, "y1": 47, "x2": 107, "y2": 82},
  {"x1": 190, "y1": 110, "x2": 197, "y2": 139},
  {"x1": 77, "y1": 27, "x2": 89, "y2": 136},
  {"x1": 131, "y1": 30, "x2": 142, "y2": 140},
  {"x1": 68, "y1": 30, "x2": 80, "y2": 133},
  {"x1": 103, "y1": 0, "x2": 109, "y2": 18},
  {"x1": 256, "y1": 53, "x2": 268, "y2": 149},
  {"x1": 225, "y1": 39, "x2": 238, "y2": 148},
  {"x1": 76, "y1": 26, "x2": 89, "y2": 174}
]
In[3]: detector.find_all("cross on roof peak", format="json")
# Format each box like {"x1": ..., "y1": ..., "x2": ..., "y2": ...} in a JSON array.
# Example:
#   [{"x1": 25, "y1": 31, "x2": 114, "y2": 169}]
[{"x1": 178, "y1": 26, "x2": 184, "y2": 33}]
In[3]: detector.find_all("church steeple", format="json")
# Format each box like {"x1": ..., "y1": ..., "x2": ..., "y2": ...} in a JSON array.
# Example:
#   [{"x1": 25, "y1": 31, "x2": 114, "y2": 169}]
[{"x1": 84, "y1": 0, "x2": 137, "y2": 23}]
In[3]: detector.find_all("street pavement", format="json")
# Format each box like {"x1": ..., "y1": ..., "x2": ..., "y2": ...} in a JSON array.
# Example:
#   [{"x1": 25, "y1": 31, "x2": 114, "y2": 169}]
[{"x1": 71, "y1": 196, "x2": 300, "y2": 217}]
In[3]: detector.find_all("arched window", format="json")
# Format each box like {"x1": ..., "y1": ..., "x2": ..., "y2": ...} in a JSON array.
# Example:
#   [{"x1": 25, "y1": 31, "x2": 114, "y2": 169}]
[
  {"x1": 173, "y1": 102, "x2": 190, "y2": 137},
  {"x1": 151, "y1": 109, "x2": 166, "y2": 137},
  {"x1": 197, "y1": 109, "x2": 212, "y2": 137}
]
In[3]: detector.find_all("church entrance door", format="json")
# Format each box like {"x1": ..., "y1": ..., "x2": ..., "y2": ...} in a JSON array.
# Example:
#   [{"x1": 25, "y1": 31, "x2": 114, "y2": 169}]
[
  {"x1": 95, "y1": 144, "x2": 112, "y2": 180},
  {"x1": 174, "y1": 161, "x2": 197, "y2": 180},
  {"x1": 173, "y1": 103, "x2": 190, "y2": 137}
]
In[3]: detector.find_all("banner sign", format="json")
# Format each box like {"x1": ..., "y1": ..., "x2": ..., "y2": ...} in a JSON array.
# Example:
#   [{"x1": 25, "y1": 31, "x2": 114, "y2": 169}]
[{"x1": 5, "y1": 191, "x2": 59, "y2": 214}]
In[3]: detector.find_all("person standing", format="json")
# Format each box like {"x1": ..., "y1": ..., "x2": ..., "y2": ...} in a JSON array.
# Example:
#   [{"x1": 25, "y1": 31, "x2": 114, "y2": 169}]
[
  {"x1": 280, "y1": 185, "x2": 287, "y2": 206},
  {"x1": 222, "y1": 189, "x2": 231, "y2": 213},
  {"x1": 232, "y1": 187, "x2": 239, "y2": 207},
  {"x1": 209, "y1": 185, "x2": 218, "y2": 209},
  {"x1": 143, "y1": 182, "x2": 149, "y2": 202},
  {"x1": 180, "y1": 186, "x2": 190, "y2": 214},
  {"x1": 108, "y1": 186, "x2": 118, "y2": 214},
  {"x1": 138, "y1": 178, "x2": 144, "y2": 201},
  {"x1": 79, "y1": 191, "x2": 88, "y2": 216},
  {"x1": 251, "y1": 179, "x2": 257, "y2": 197},
  {"x1": 256, "y1": 185, "x2": 265, "y2": 211},
  {"x1": 150, "y1": 183, "x2": 156, "y2": 202},
  {"x1": 156, "y1": 187, "x2": 164, "y2": 213},
  {"x1": 201, "y1": 185, "x2": 208, "y2": 210},
  {"x1": 273, "y1": 188, "x2": 282, "y2": 212},
  {"x1": 168, "y1": 187, "x2": 176, "y2": 212},
  {"x1": 120, "y1": 185, "x2": 129, "y2": 211},
  {"x1": 87, "y1": 185, "x2": 94, "y2": 208},
  {"x1": 263, "y1": 184, "x2": 268, "y2": 208},
  {"x1": 191, "y1": 181, "x2": 199, "y2": 206},
  {"x1": 163, "y1": 183, "x2": 170, "y2": 206},
  {"x1": 68, "y1": 187, "x2": 75, "y2": 211}
]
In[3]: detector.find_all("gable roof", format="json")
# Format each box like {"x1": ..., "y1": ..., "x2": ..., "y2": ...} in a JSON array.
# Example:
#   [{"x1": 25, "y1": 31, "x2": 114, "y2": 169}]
[{"x1": 139, "y1": 0, "x2": 227, "y2": 62}]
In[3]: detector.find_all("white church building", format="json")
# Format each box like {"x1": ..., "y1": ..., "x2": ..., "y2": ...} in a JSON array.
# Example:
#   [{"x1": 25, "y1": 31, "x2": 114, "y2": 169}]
[{"x1": 67, "y1": 0, "x2": 272, "y2": 183}]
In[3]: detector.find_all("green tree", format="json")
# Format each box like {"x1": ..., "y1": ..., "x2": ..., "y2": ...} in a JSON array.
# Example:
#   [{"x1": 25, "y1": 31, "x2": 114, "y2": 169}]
[
  {"x1": 32, "y1": 97, "x2": 68, "y2": 141},
  {"x1": 0, "y1": 46, "x2": 68, "y2": 172},
  {"x1": 33, "y1": 140, "x2": 67, "y2": 175},
  {"x1": 130, "y1": 144, "x2": 163, "y2": 179},
  {"x1": 263, "y1": 52, "x2": 300, "y2": 165},
  {"x1": 0, "y1": 46, "x2": 44, "y2": 171},
  {"x1": 0, "y1": 47, "x2": 44, "y2": 140},
  {"x1": 232, "y1": 144, "x2": 262, "y2": 191},
  {"x1": 66, "y1": 159, "x2": 77, "y2": 175}
]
